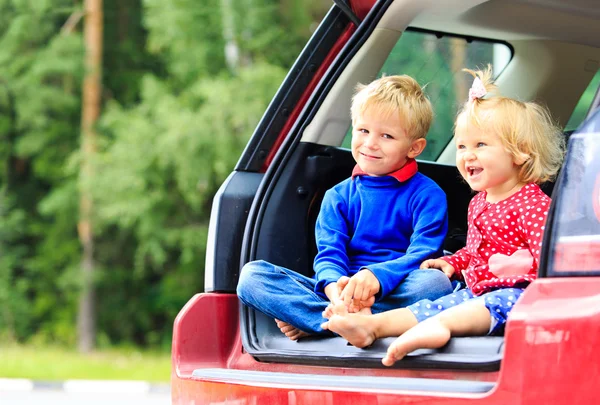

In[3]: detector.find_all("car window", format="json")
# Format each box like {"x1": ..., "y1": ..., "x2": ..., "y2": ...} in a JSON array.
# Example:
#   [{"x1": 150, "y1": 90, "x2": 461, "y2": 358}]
[
  {"x1": 564, "y1": 69, "x2": 600, "y2": 132},
  {"x1": 341, "y1": 29, "x2": 511, "y2": 161}
]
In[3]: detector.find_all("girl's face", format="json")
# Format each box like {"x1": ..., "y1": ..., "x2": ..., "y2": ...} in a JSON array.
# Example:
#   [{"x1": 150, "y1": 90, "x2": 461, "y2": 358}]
[{"x1": 455, "y1": 125, "x2": 523, "y2": 203}]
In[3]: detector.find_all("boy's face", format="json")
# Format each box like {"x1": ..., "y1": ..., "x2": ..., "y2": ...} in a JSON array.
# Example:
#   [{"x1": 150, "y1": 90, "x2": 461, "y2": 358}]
[{"x1": 351, "y1": 108, "x2": 425, "y2": 176}]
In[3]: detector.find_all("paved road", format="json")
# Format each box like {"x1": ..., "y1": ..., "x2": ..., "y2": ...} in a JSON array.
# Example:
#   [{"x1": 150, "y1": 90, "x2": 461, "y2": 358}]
[{"x1": 1, "y1": 391, "x2": 170, "y2": 405}]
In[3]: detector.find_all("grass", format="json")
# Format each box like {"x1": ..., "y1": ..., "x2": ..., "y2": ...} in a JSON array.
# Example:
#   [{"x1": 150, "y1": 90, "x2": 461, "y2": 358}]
[{"x1": 0, "y1": 344, "x2": 171, "y2": 382}]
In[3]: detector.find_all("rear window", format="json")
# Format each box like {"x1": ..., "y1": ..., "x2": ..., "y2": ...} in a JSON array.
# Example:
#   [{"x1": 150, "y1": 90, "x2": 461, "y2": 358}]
[
  {"x1": 548, "y1": 119, "x2": 600, "y2": 275},
  {"x1": 342, "y1": 29, "x2": 512, "y2": 161},
  {"x1": 564, "y1": 68, "x2": 600, "y2": 132}
]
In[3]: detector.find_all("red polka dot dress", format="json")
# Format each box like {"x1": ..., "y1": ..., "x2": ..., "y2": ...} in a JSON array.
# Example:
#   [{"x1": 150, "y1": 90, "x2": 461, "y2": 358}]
[{"x1": 441, "y1": 183, "x2": 550, "y2": 296}]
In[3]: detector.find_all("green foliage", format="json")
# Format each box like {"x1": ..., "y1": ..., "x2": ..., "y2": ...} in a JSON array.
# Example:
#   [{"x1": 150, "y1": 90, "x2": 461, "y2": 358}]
[
  {"x1": 103, "y1": 0, "x2": 163, "y2": 106},
  {"x1": 0, "y1": 196, "x2": 30, "y2": 340},
  {"x1": 94, "y1": 61, "x2": 285, "y2": 346},
  {"x1": 0, "y1": 0, "x2": 322, "y2": 348},
  {"x1": 565, "y1": 69, "x2": 600, "y2": 131},
  {"x1": 0, "y1": 0, "x2": 83, "y2": 344},
  {"x1": 143, "y1": 0, "x2": 225, "y2": 84}
]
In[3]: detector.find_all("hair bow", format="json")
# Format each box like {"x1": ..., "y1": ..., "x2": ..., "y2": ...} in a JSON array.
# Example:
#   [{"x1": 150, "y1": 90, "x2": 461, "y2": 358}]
[{"x1": 468, "y1": 77, "x2": 487, "y2": 102}]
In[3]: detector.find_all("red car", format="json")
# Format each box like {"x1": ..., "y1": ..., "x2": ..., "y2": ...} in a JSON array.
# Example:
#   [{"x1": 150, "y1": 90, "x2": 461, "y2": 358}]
[{"x1": 172, "y1": 0, "x2": 600, "y2": 403}]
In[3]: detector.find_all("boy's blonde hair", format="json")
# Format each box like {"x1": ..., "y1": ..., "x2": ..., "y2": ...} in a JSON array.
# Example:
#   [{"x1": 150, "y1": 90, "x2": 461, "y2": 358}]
[
  {"x1": 351, "y1": 75, "x2": 433, "y2": 140},
  {"x1": 456, "y1": 66, "x2": 565, "y2": 184}
]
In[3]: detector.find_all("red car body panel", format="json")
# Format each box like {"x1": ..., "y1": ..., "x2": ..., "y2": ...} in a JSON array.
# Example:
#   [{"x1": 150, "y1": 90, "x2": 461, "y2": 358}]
[
  {"x1": 171, "y1": 278, "x2": 600, "y2": 404},
  {"x1": 350, "y1": 0, "x2": 376, "y2": 20},
  {"x1": 351, "y1": 0, "x2": 377, "y2": 20}
]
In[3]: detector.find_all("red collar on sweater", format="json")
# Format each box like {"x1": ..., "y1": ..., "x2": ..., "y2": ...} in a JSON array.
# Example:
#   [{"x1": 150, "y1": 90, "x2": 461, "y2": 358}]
[{"x1": 351, "y1": 158, "x2": 418, "y2": 183}]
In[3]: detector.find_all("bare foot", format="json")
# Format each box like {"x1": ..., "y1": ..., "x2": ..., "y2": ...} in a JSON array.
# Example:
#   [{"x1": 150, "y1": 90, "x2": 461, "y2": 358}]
[
  {"x1": 357, "y1": 306, "x2": 372, "y2": 315},
  {"x1": 322, "y1": 303, "x2": 334, "y2": 319},
  {"x1": 323, "y1": 300, "x2": 373, "y2": 318},
  {"x1": 322, "y1": 301, "x2": 347, "y2": 319},
  {"x1": 275, "y1": 319, "x2": 310, "y2": 341},
  {"x1": 382, "y1": 318, "x2": 451, "y2": 366},
  {"x1": 321, "y1": 307, "x2": 377, "y2": 348}
]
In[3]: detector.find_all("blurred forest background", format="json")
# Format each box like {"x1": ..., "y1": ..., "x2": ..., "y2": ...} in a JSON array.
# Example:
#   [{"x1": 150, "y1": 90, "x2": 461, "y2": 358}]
[
  {"x1": 1, "y1": 0, "x2": 596, "y2": 360},
  {"x1": 0, "y1": 0, "x2": 330, "y2": 353}
]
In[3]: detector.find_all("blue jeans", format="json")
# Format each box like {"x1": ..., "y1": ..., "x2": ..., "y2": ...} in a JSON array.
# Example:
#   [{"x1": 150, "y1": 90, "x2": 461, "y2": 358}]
[{"x1": 237, "y1": 260, "x2": 453, "y2": 335}]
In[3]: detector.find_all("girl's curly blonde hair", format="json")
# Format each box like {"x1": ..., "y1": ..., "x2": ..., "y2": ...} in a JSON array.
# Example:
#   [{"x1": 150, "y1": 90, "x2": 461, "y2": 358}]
[{"x1": 456, "y1": 65, "x2": 565, "y2": 184}]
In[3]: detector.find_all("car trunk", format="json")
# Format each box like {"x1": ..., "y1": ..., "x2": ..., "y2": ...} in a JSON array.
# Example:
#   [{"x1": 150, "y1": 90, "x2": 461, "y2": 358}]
[{"x1": 237, "y1": 141, "x2": 550, "y2": 371}]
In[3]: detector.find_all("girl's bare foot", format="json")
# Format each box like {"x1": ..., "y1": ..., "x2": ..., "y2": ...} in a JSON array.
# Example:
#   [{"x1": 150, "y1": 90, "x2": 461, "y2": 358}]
[
  {"x1": 321, "y1": 311, "x2": 377, "y2": 348},
  {"x1": 322, "y1": 303, "x2": 334, "y2": 319},
  {"x1": 382, "y1": 318, "x2": 451, "y2": 366},
  {"x1": 323, "y1": 298, "x2": 374, "y2": 318},
  {"x1": 357, "y1": 306, "x2": 372, "y2": 315},
  {"x1": 322, "y1": 301, "x2": 347, "y2": 319},
  {"x1": 275, "y1": 319, "x2": 310, "y2": 341}
]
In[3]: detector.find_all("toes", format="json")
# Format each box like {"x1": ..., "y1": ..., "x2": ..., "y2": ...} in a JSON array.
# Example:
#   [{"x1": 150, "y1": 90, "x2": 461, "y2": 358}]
[
  {"x1": 280, "y1": 325, "x2": 295, "y2": 334},
  {"x1": 321, "y1": 321, "x2": 330, "y2": 330},
  {"x1": 286, "y1": 330, "x2": 300, "y2": 340},
  {"x1": 382, "y1": 354, "x2": 396, "y2": 367},
  {"x1": 286, "y1": 329, "x2": 309, "y2": 341},
  {"x1": 275, "y1": 319, "x2": 295, "y2": 334},
  {"x1": 383, "y1": 343, "x2": 407, "y2": 366},
  {"x1": 332, "y1": 302, "x2": 348, "y2": 316}
]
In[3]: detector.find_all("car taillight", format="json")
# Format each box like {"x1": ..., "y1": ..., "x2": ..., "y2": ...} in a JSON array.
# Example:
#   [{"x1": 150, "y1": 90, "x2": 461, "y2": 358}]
[
  {"x1": 547, "y1": 114, "x2": 600, "y2": 275},
  {"x1": 553, "y1": 235, "x2": 600, "y2": 272}
]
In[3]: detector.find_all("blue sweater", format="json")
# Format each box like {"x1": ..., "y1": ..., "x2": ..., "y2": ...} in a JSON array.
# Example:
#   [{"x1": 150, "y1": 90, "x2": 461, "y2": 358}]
[{"x1": 313, "y1": 162, "x2": 448, "y2": 300}]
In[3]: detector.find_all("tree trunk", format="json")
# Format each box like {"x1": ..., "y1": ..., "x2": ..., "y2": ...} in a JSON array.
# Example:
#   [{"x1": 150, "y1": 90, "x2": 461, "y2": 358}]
[
  {"x1": 77, "y1": 0, "x2": 102, "y2": 353},
  {"x1": 450, "y1": 37, "x2": 467, "y2": 105},
  {"x1": 220, "y1": 0, "x2": 240, "y2": 72}
]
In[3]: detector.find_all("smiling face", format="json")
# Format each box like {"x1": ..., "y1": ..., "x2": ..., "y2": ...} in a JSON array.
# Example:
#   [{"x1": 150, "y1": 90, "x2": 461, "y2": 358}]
[
  {"x1": 351, "y1": 108, "x2": 426, "y2": 176},
  {"x1": 455, "y1": 124, "x2": 524, "y2": 202}
]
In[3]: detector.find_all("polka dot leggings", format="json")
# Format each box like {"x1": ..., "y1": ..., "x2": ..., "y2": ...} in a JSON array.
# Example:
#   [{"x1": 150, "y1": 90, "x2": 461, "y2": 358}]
[{"x1": 406, "y1": 287, "x2": 525, "y2": 335}]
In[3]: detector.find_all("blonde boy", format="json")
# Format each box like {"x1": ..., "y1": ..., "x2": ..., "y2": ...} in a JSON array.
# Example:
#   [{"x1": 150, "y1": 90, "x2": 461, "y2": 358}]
[{"x1": 237, "y1": 75, "x2": 452, "y2": 340}]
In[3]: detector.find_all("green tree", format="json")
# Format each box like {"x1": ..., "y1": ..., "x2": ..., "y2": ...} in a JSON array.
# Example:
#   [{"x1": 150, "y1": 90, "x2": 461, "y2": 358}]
[
  {"x1": 0, "y1": 0, "x2": 330, "y2": 348},
  {"x1": 0, "y1": 0, "x2": 84, "y2": 344}
]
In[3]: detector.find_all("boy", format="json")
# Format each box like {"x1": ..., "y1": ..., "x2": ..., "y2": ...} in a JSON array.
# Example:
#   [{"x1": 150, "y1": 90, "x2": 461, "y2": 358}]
[{"x1": 237, "y1": 75, "x2": 452, "y2": 340}]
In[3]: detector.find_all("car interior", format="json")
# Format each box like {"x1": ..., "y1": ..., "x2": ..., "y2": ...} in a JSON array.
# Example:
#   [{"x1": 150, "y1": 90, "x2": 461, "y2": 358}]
[{"x1": 238, "y1": 0, "x2": 600, "y2": 371}]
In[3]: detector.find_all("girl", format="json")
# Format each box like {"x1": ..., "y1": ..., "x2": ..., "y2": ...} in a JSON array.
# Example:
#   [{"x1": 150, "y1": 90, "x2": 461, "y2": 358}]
[{"x1": 321, "y1": 66, "x2": 565, "y2": 366}]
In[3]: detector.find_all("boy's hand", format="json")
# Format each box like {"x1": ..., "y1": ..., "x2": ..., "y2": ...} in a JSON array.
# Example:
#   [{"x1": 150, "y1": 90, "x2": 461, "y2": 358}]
[
  {"x1": 420, "y1": 259, "x2": 455, "y2": 278},
  {"x1": 340, "y1": 269, "x2": 380, "y2": 312},
  {"x1": 322, "y1": 276, "x2": 374, "y2": 317},
  {"x1": 322, "y1": 278, "x2": 349, "y2": 318},
  {"x1": 324, "y1": 280, "x2": 343, "y2": 304}
]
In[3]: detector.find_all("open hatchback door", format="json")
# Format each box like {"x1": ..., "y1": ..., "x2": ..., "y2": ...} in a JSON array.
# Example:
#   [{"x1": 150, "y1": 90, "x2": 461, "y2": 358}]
[{"x1": 172, "y1": 0, "x2": 600, "y2": 403}]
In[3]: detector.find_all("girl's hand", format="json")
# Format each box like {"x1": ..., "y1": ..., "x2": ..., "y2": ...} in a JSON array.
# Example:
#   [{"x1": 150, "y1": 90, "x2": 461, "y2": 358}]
[{"x1": 420, "y1": 259, "x2": 455, "y2": 278}]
